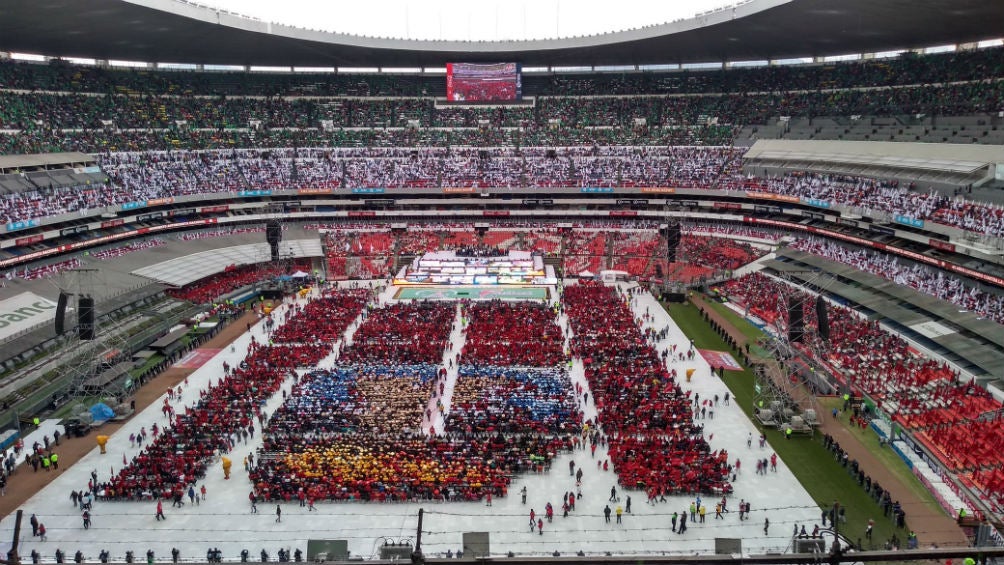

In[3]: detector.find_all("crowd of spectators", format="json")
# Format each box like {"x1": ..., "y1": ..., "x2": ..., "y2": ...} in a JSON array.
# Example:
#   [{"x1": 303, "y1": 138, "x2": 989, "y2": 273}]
[
  {"x1": 165, "y1": 262, "x2": 309, "y2": 305},
  {"x1": 1, "y1": 82, "x2": 999, "y2": 138},
  {"x1": 339, "y1": 302, "x2": 455, "y2": 366},
  {"x1": 251, "y1": 298, "x2": 583, "y2": 503},
  {"x1": 101, "y1": 290, "x2": 366, "y2": 501},
  {"x1": 90, "y1": 238, "x2": 165, "y2": 260},
  {"x1": 7, "y1": 84, "x2": 1000, "y2": 133},
  {"x1": 178, "y1": 226, "x2": 269, "y2": 241},
  {"x1": 790, "y1": 237, "x2": 1004, "y2": 325},
  {"x1": 451, "y1": 301, "x2": 580, "y2": 437},
  {"x1": 103, "y1": 322, "x2": 341, "y2": 500},
  {"x1": 255, "y1": 299, "x2": 549, "y2": 503},
  {"x1": 683, "y1": 223, "x2": 785, "y2": 244},
  {"x1": 10, "y1": 145, "x2": 1004, "y2": 242},
  {"x1": 712, "y1": 273, "x2": 1003, "y2": 504},
  {"x1": 677, "y1": 235, "x2": 765, "y2": 272},
  {"x1": 2, "y1": 46, "x2": 1001, "y2": 97},
  {"x1": 459, "y1": 301, "x2": 565, "y2": 368},
  {"x1": 0, "y1": 124, "x2": 738, "y2": 156},
  {"x1": 564, "y1": 282, "x2": 733, "y2": 495},
  {"x1": 267, "y1": 289, "x2": 369, "y2": 346},
  {"x1": 4, "y1": 257, "x2": 81, "y2": 281},
  {"x1": 9, "y1": 145, "x2": 1004, "y2": 246}
]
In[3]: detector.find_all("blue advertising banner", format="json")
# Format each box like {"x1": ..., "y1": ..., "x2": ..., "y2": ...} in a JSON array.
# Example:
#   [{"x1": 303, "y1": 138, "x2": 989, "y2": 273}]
[
  {"x1": 351, "y1": 188, "x2": 386, "y2": 194},
  {"x1": 801, "y1": 197, "x2": 831, "y2": 209},
  {"x1": 5, "y1": 219, "x2": 38, "y2": 232},
  {"x1": 893, "y1": 215, "x2": 924, "y2": 229},
  {"x1": 581, "y1": 187, "x2": 614, "y2": 193}
]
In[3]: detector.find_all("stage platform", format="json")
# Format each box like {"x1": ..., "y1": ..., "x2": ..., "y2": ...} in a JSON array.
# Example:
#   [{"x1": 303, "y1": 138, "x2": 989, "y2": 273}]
[
  {"x1": 393, "y1": 250, "x2": 557, "y2": 286},
  {"x1": 394, "y1": 286, "x2": 548, "y2": 301}
]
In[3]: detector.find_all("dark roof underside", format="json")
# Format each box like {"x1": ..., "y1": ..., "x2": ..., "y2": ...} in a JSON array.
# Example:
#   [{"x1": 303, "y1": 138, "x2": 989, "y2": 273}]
[{"x1": 0, "y1": 0, "x2": 1002, "y2": 67}]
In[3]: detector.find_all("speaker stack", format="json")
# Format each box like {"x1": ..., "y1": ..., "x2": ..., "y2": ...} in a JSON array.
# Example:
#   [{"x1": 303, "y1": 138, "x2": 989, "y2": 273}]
[
  {"x1": 265, "y1": 221, "x2": 282, "y2": 262},
  {"x1": 55, "y1": 292, "x2": 69, "y2": 335},
  {"x1": 78, "y1": 295, "x2": 95, "y2": 341},
  {"x1": 665, "y1": 223, "x2": 682, "y2": 262},
  {"x1": 815, "y1": 295, "x2": 830, "y2": 341},
  {"x1": 787, "y1": 296, "x2": 804, "y2": 343}
]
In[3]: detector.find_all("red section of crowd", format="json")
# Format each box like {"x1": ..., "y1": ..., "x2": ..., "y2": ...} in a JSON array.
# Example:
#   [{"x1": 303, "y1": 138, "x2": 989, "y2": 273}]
[
  {"x1": 564, "y1": 282, "x2": 733, "y2": 495},
  {"x1": 459, "y1": 302, "x2": 565, "y2": 367},
  {"x1": 165, "y1": 262, "x2": 309, "y2": 305},
  {"x1": 268, "y1": 289, "x2": 369, "y2": 346},
  {"x1": 713, "y1": 273, "x2": 1004, "y2": 510},
  {"x1": 340, "y1": 302, "x2": 455, "y2": 365}
]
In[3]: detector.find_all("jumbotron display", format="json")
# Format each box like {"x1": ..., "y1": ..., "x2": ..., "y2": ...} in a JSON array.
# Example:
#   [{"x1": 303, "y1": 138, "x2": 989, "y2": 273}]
[{"x1": 446, "y1": 62, "x2": 522, "y2": 102}]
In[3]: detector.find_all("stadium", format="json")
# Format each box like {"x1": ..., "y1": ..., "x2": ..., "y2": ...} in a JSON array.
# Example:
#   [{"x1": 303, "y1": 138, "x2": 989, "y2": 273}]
[{"x1": 1, "y1": 0, "x2": 1004, "y2": 563}]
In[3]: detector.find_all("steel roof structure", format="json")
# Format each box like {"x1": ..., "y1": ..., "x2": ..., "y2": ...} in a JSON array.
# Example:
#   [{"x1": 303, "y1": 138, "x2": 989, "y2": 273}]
[{"x1": 1, "y1": 0, "x2": 1002, "y2": 67}]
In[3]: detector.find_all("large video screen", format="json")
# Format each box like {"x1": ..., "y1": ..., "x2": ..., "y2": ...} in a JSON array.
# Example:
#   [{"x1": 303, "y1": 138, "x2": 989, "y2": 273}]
[{"x1": 446, "y1": 63, "x2": 522, "y2": 102}]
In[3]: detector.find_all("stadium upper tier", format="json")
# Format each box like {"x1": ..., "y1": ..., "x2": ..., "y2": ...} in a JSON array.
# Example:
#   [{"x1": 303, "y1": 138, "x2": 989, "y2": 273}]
[
  {"x1": 4, "y1": 146, "x2": 1004, "y2": 238},
  {"x1": 2, "y1": 46, "x2": 1003, "y2": 96},
  {"x1": 1, "y1": 82, "x2": 1003, "y2": 154},
  {"x1": 2, "y1": 83, "x2": 1003, "y2": 130}
]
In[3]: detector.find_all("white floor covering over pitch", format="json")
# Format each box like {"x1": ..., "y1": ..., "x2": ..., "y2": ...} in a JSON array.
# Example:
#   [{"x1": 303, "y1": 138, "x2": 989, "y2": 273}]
[{"x1": 2, "y1": 282, "x2": 822, "y2": 561}]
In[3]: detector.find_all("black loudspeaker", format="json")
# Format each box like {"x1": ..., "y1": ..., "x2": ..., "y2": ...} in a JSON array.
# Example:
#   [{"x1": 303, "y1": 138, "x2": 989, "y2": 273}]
[
  {"x1": 55, "y1": 292, "x2": 69, "y2": 335},
  {"x1": 666, "y1": 224, "x2": 682, "y2": 261},
  {"x1": 478, "y1": 150, "x2": 489, "y2": 160},
  {"x1": 546, "y1": 149, "x2": 557, "y2": 159},
  {"x1": 815, "y1": 295, "x2": 830, "y2": 341},
  {"x1": 78, "y1": 296, "x2": 95, "y2": 341},
  {"x1": 265, "y1": 221, "x2": 282, "y2": 245},
  {"x1": 266, "y1": 221, "x2": 282, "y2": 262},
  {"x1": 788, "y1": 296, "x2": 804, "y2": 343}
]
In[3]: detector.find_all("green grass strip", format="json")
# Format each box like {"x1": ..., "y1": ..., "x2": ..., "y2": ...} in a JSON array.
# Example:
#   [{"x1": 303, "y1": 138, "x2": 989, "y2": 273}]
[{"x1": 665, "y1": 300, "x2": 907, "y2": 549}]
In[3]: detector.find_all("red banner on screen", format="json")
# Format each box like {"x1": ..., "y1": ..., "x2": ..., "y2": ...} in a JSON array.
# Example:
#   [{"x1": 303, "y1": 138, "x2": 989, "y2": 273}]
[
  {"x1": 15, "y1": 234, "x2": 43, "y2": 246},
  {"x1": 929, "y1": 238, "x2": 956, "y2": 252},
  {"x1": 446, "y1": 63, "x2": 522, "y2": 102}
]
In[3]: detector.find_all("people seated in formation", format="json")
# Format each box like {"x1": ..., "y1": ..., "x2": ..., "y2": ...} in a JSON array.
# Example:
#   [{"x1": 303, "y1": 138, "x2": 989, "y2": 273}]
[{"x1": 565, "y1": 282, "x2": 733, "y2": 495}]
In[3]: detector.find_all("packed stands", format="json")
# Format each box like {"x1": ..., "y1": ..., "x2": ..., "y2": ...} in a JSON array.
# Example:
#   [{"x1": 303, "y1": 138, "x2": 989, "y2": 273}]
[
  {"x1": 178, "y1": 226, "x2": 270, "y2": 241},
  {"x1": 790, "y1": 237, "x2": 1004, "y2": 325},
  {"x1": 165, "y1": 262, "x2": 309, "y2": 305},
  {"x1": 9, "y1": 144, "x2": 1004, "y2": 241},
  {"x1": 712, "y1": 272, "x2": 1004, "y2": 509},
  {"x1": 2, "y1": 47, "x2": 1003, "y2": 96},
  {"x1": 90, "y1": 238, "x2": 165, "y2": 260},
  {"x1": 564, "y1": 282, "x2": 732, "y2": 495},
  {"x1": 7, "y1": 257, "x2": 81, "y2": 280},
  {"x1": 563, "y1": 231, "x2": 608, "y2": 275}
]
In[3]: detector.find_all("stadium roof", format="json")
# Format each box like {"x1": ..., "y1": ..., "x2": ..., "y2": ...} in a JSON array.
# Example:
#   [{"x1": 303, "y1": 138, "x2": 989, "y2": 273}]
[{"x1": 1, "y1": 0, "x2": 1002, "y2": 68}]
